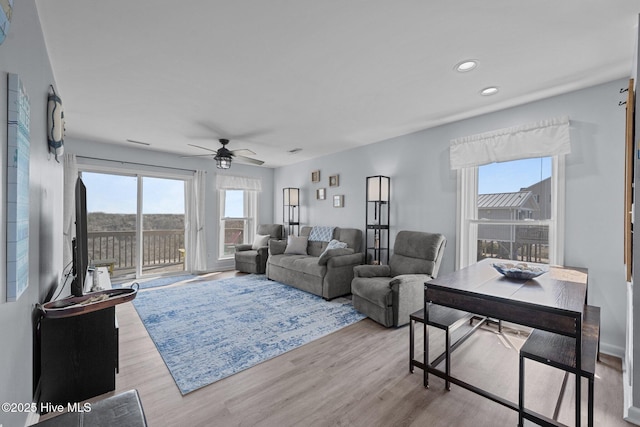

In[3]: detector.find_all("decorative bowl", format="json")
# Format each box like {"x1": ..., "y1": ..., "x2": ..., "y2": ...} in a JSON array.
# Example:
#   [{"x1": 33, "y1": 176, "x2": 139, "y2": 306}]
[{"x1": 492, "y1": 262, "x2": 547, "y2": 280}]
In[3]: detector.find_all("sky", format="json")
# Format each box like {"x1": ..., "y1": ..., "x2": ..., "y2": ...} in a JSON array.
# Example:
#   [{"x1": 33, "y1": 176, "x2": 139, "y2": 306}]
[
  {"x1": 82, "y1": 172, "x2": 186, "y2": 214},
  {"x1": 478, "y1": 157, "x2": 551, "y2": 194}
]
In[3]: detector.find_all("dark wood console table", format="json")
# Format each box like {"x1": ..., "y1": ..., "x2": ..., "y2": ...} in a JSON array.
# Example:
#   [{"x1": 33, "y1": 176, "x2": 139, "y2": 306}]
[
  {"x1": 423, "y1": 258, "x2": 588, "y2": 426},
  {"x1": 37, "y1": 268, "x2": 127, "y2": 413}
]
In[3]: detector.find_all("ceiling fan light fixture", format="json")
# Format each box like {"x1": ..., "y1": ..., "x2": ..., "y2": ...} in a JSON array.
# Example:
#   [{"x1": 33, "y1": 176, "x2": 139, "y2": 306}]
[
  {"x1": 215, "y1": 153, "x2": 232, "y2": 169},
  {"x1": 455, "y1": 60, "x2": 478, "y2": 72}
]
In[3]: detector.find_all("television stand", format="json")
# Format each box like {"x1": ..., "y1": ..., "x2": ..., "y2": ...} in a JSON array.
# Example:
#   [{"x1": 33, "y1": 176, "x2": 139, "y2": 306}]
[{"x1": 38, "y1": 268, "x2": 119, "y2": 413}]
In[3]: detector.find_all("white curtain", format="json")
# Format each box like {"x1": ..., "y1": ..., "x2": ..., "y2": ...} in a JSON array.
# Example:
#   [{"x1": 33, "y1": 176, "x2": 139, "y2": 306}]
[
  {"x1": 449, "y1": 116, "x2": 571, "y2": 170},
  {"x1": 185, "y1": 170, "x2": 207, "y2": 272},
  {"x1": 216, "y1": 174, "x2": 262, "y2": 192},
  {"x1": 62, "y1": 154, "x2": 78, "y2": 269},
  {"x1": 455, "y1": 167, "x2": 478, "y2": 270}
]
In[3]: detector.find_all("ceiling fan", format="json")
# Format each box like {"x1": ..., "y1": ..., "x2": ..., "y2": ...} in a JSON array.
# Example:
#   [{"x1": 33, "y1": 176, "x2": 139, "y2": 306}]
[{"x1": 183, "y1": 138, "x2": 264, "y2": 169}]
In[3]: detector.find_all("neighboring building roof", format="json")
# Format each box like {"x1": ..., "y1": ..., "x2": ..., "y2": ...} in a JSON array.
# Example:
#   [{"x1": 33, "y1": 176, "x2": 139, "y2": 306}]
[{"x1": 478, "y1": 191, "x2": 533, "y2": 209}]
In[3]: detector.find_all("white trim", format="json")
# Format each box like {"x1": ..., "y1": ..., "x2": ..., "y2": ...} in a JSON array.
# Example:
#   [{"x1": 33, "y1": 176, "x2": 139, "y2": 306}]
[
  {"x1": 456, "y1": 167, "x2": 478, "y2": 270},
  {"x1": 550, "y1": 155, "x2": 565, "y2": 266}
]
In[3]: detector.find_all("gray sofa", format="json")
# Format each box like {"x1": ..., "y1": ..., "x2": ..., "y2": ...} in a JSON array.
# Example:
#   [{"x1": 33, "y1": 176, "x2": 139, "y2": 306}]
[{"x1": 266, "y1": 226, "x2": 364, "y2": 299}]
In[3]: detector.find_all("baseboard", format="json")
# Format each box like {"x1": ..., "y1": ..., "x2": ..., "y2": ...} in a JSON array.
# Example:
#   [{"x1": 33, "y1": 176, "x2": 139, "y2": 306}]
[
  {"x1": 600, "y1": 342, "x2": 625, "y2": 360},
  {"x1": 624, "y1": 403, "x2": 640, "y2": 425}
]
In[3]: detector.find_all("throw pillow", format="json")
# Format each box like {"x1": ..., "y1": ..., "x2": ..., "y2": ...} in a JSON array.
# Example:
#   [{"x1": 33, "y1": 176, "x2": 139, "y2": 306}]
[
  {"x1": 284, "y1": 235, "x2": 308, "y2": 255},
  {"x1": 325, "y1": 239, "x2": 348, "y2": 251},
  {"x1": 252, "y1": 234, "x2": 271, "y2": 250},
  {"x1": 317, "y1": 239, "x2": 350, "y2": 265},
  {"x1": 318, "y1": 248, "x2": 354, "y2": 265}
]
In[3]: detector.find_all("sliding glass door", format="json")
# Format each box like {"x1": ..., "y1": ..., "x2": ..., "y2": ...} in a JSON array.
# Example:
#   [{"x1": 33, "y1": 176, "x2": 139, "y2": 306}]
[
  {"x1": 141, "y1": 176, "x2": 186, "y2": 276},
  {"x1": 81, "y1": 171, "x2": 186, "y2": 280}
]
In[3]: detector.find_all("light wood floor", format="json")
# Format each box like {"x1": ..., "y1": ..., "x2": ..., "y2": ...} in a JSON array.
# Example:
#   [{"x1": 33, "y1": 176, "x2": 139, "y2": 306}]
[{"x1": 51, "y1": 272, "x2": 633, "y2": 426}]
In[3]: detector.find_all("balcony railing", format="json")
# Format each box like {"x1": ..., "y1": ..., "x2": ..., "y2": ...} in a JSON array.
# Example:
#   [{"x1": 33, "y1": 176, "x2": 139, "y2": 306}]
[{"x1": 87, "y1": 229, "x2": 185, "y2": 277}]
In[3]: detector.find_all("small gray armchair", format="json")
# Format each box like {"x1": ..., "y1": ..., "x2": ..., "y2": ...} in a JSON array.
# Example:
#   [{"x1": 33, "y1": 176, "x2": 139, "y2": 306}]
[
  {"x1": 351, "y1": 230, "x2": 446, "y2": 327},
  {"x1": 234, "y1": 224, "x2": 284, "y2": 274}
]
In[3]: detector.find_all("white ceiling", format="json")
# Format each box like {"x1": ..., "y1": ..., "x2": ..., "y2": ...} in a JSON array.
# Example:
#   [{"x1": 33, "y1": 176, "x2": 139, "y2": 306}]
[{"x1": 34, "y1": 1, "x2": 639, "y2": 168}]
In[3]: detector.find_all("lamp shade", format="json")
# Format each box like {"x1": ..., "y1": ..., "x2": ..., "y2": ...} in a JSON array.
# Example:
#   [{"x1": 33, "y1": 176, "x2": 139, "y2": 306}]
[
  {"x1": 283, "y1": 187, "x2": 300, "y2": 206},
  {"x1": 367, "y1": 176, "x2": 390, "y2": 202}
]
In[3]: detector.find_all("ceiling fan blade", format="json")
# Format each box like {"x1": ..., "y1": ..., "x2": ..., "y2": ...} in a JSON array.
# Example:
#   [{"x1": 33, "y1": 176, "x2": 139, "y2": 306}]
[
  {"x1": 180, "y1": 153, "x2": 215, "y2": 158},
  {"x1": 231, "y1": 148, "x2": 256, "y2": 156},
  {"x1": 234, "y1": 155, "x2": 264, "y2": 166},
  {"x1": 187, "y1": 143, "x2": 217, "y2": 153}
]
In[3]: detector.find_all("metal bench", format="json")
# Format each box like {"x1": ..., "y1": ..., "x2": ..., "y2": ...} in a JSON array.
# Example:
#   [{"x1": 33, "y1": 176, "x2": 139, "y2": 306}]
[
  {"x1": 519, "y1": 304, "x2": 601, "y2": 427},
  {"x1": 410, "y1": 304, "x2": 487, "y2": 390}
]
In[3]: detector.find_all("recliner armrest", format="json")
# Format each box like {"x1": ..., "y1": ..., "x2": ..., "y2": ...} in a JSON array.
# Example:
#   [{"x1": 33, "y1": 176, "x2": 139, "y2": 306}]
[
  {"x1": 269, "y1": 239, "x2": 287, "y2": 256},
  {"x1": 353, "y1": 264, "x2": 391, "y2": 277},
  {"x1": 389, "y1": 274, "x2": 433, "y2": 288},
  {"x1": 235, "y1": 244, "x2": 252, "y2": 252}
]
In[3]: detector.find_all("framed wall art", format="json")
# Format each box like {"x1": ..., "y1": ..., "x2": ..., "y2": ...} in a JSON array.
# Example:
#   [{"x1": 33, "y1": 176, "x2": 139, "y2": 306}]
[
  {"x1": 329, "y1": 174, "x2": 339, "y2": 187},
  {"x1": 316, "y1": 188, "x2": 326, "y2": 200},
  {"x1": 6, "y1": 73, "x2": 30, "y2": 302},
  {"x1": 311, "y1": 170, "x2": 320, "y2": 183},
  {"x1": 333, "y1": 195, "x2": 344, "y2": 208}
]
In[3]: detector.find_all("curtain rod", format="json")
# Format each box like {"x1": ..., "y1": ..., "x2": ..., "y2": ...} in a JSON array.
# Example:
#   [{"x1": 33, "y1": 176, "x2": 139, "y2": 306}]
[{"x1": 76, "y1": 155, "x2": 203, "y2": 173}]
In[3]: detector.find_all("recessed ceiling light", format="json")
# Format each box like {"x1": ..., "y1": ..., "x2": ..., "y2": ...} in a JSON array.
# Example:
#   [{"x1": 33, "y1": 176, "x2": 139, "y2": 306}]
[
  {"x1": 480, "y1": 86, "x2": 499, "y2": 96},
  {"x1": 455, "y1": 60, "x2": 478, "y2": 72}
]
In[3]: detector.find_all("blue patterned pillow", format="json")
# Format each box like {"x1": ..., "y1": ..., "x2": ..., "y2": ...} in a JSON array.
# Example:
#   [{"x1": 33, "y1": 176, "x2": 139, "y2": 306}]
[
  {"x1": 317, "y1": 239, "x2": 348, "y2": 264},
  {"x1": 308, "y1": 226, "x2": 335, "y2": 242},
  {"x1": 325, "y1": 239, "x2": 348, "y2": 251}
]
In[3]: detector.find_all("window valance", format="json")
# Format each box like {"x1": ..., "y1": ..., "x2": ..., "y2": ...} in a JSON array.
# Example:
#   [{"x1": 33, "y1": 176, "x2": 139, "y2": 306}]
[
  {"x1": 216, "y1": 174, "x2": 262, "y2": 192},
  {"x1": 449, "y1": 116, "x2": 571, "y2": 170}
]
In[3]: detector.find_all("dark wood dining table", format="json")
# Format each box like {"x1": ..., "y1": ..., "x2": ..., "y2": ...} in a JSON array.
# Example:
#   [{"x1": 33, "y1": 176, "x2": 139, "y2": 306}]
[{"x1": 423, "y1": 258, "x2": 588, "y2": 425}]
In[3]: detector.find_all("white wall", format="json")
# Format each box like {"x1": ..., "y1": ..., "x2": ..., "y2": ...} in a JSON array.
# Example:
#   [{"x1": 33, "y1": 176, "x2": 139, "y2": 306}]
[
  {"x1": 275, "y1": 79, "x2": 628, "y2": 355},
  {"x1": 64, "y1": 138, "x2": 275, "y2": 272},
  {"x1": 0, "y1": 1, "x2": 64, "y2": 426}
]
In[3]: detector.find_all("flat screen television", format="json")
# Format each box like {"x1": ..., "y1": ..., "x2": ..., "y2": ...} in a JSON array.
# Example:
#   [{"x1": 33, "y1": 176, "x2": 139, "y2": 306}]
[{"x1": 71, "y1": 177, "x2": 89, "y2": 297}]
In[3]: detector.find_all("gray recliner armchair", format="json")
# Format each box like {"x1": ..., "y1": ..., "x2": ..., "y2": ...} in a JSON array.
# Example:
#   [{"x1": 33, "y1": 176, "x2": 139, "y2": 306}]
[
  {"x1": 351, "y1": 230, "x2": 446, "y2": 327},
  {"x1": 234, "y1": 224, "x2": 284, "y2": 274}
]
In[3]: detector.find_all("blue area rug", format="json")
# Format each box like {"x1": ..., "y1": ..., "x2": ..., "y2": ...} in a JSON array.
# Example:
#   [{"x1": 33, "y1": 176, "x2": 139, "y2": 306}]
[
  {"x1": 132, "y1": 274, "x2": 365, "y2": 394},
  {"x1": 118, "y1": 274, "x2": 197, "y2": 290}
]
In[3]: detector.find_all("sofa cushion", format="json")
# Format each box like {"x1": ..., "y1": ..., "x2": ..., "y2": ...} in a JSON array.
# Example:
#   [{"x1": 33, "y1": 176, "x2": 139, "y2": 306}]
[
  {"x1": 252, "y1": 234, "x2": 270, "y2": 249},
  {"x1": 337, "y1": 228, "x2": 362, "y2": 252},
  {"x1": 271, "y1": 254, "x2": 326, "y2": 277},
  {"x1": 284, "y1": 235, "x2": 308, "y2": 255},
  {"x1": 351, "y1": 276, "x2": 393, "y2": 307}
]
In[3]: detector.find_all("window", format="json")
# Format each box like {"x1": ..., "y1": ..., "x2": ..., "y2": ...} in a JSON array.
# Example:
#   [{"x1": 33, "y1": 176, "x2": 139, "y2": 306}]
[
  {"x1": 458, "y1": 156, "x2": 564, "y2": 268},
  {"x1": 80, "y1": 170, "x2": 188, "y2": 279},
  {"x1": 476, "y1": 157, "x2": 553, "y2": 264},
  {"x1": 215, "y1": 175, "x2": 262, "y2": 259},
  {"x1": 451, "y1": 116, "x2": 570, "y2": 269},
  {"x1": 219, "y1": 189, "x2": 257, "y2": 259}
]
